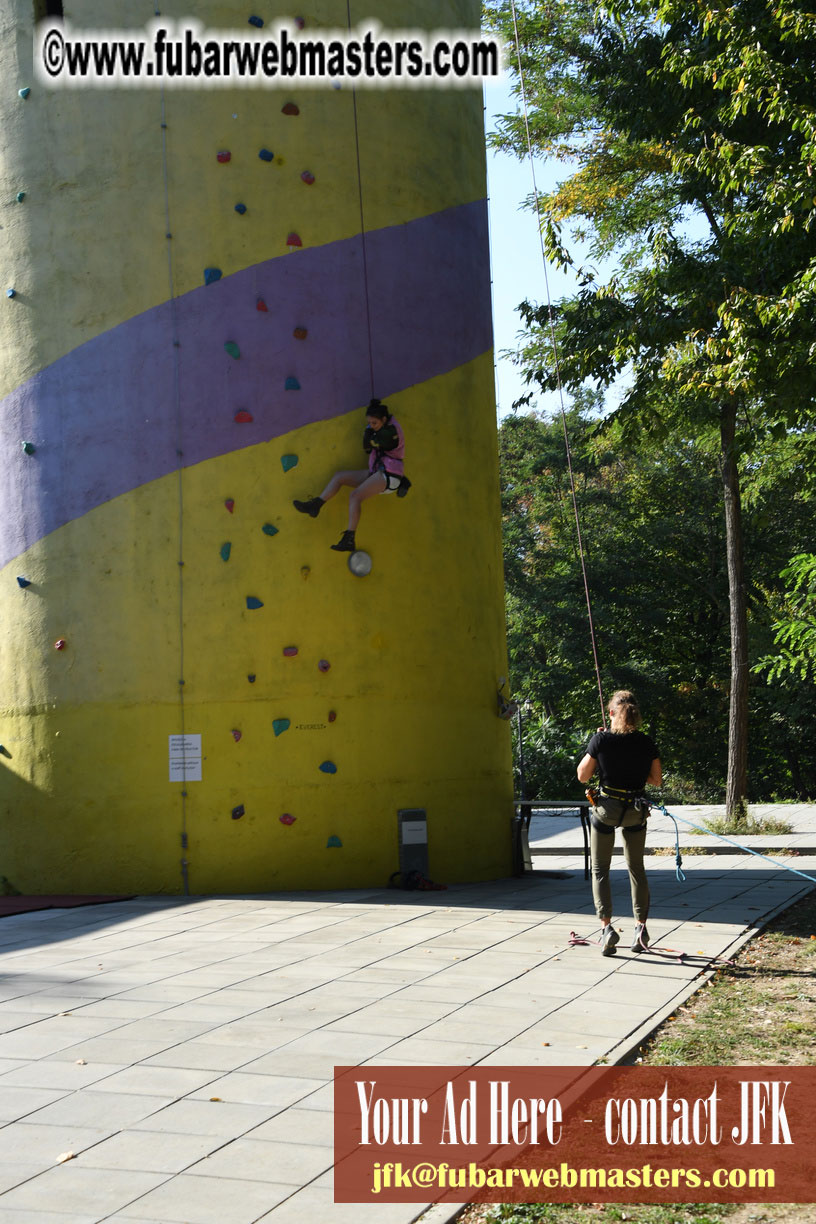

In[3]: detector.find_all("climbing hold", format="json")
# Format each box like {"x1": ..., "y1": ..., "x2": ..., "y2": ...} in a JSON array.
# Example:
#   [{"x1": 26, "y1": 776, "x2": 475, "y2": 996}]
[
  {"x1": 16, "y1": 192, "x2": 25, "y2": 203},
  {"x1": 273, "y1": 718, "x2": 290, "y2": 737},
  {"x1": 231, "y1": 804, "x2": 245, "y2": 820},
  {"x1": 318, "y1": 659, "x2": 330, "y2": 673},
  {"x1": 283, "y1": 646, "x2": 298, "y2": 657},
  {"x1": 225, "y1": 498, "x2": 235, "y2": 513},
  {"x1": 319, "y1": 761, "x2": 337, "y2": 774},
  {"x1": 285, "y1": 376, "x2": 300, "y2": 391},
  {"x1": 224, "y1": 340, "x2": 240, "y2": 359},
  {"x1": 280, "y1": 454, "x2": 298, "y2": 472},
  {"x1": 301, "y1": 171, "x2": 315, "y2": 186},
  {"x1": 301, "y1": 566, "x2": 310, "y2": 579},
  {"x1": 328, "y1": 710, "x2": 337, "y2": 723},
  {"x1": 282, "y1": 101, "x2": 299, "y2": 116},
  {"x1": 16, "y1": 576, "x2": 31, "y2": 588},
  {"x1": 21, "y1": 441, "x2": 36, "y2": 455},
  {"x1": 262, "y1": 523, "x2": 278, "y2": 536},
  {"x1": 286, "y1": 232, "x2": 302, "y2": 248},
  {"x1": 6, "y1": 289, "x2": 16, "y2": 299},
  {"x1": 248, "y1": 14, "x2": 264, "y2": 27},
  {"x1": 18, "y1": 87, "x2": 30, "y2": 99},
  {"x1": 246, "y1": 596, "x2": 264, "y2": 610},
  {"x1": 256, "y1": 298, "x2": 268, "y2": 312},
  {"x1": 295, "y1": 16, "x2": 305, "y2": 28},
  {"x1": 258, "y1": 147, "x2": 274, "y2": 162},
  {"x1": 348, "y1": 550, "x2": 373, "y2": 577},
  {"x1": 234, "y1": 204, "x2": 247, "y2": 216},
  {"x1": 54, "y1": 639, "x2": 67, "y2": 651},
  {"x1": 216, "y1": 150, "x2": 231, "y2": 163},
  {"x1": 293, "y1": 326, "x2": 308, "y2": 340},
  {"x1": 247, "y1": 674, "x2": 256, "y2": 683},
  {"x1": 327, "y1": 836, "x2": 342, "y2": 848},
  {"x1": 231, "y1": 729, "x2": 242, "y2": 742},
  {"x1": 279, "y1": 813, "x2": 296, "y2": 826},
  {"x1": 204, "y1": 267, "x2": 222, "y2": 285},
  {"x1": 220, "y1": 542, "x2": 232, "y2": 562},
  {"x1": 234, "y1": 410, "x2": 253, "y2": 423}
]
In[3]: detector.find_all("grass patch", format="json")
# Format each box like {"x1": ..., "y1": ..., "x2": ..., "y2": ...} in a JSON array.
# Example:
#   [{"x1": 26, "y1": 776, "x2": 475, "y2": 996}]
[{"x1": 701, "y1": 813, "x2": 793, "y2": 837}]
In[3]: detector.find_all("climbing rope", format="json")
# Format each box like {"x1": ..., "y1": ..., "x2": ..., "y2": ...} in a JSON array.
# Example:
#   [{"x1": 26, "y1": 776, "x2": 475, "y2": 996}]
[
  {"x1": 506, "y1": 0, "x2": 606, "y2": 729},
  {"x1": 346, "y1": 0, "x2": 376, "y2": 403}
]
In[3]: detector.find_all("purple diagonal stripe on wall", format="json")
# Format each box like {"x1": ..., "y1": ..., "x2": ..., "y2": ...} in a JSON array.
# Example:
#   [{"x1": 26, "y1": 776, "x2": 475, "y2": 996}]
[{"x1": 0, "y1": 201, "x2": 491, "y2": 569}]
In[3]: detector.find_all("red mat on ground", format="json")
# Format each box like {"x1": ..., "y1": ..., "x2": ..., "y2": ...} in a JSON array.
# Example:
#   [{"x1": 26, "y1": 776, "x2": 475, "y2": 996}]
[{"x1": 0, "y1": 895, "x2": 133, "y2": 918}]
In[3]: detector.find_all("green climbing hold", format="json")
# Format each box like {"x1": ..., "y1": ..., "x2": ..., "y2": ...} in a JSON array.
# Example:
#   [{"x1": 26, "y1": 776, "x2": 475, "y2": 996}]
[
  {"x1": 285, "y1": 376, "x2": 301, "y2": 391},
  {"x1": 327, "y1": 835, "x2": 342, "y2": 848},
  {"x1": 16, "y1": 192, "x2": 25, "y2": 203},
  {"x1": 280, "y1": 454, "x2": 298, "y2": 472},
  {"x1": 224, "y1": 341, "x2": 240, "y2": 359},
  {"x1": 262, "y1": 523, "x2": 278, "y2": 536},
  {"x1": 273, "y1": 718, "x2": 290, "y2": 737},
  {"x1": 220, "y1": 542, "x2": 232, "y2": 561}
]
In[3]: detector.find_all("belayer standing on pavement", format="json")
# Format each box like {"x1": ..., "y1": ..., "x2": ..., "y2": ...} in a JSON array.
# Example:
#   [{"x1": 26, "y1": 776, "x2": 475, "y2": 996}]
[
  {"x1": 293, "y1": 398, "x2": 410, "y2": 553},
  {"x1": 576, "y1": 690, "x2": 662, "y2": 956}
]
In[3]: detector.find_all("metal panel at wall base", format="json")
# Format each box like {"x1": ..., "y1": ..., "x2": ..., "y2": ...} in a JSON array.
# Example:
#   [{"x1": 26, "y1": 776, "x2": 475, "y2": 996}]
[{"x1": 398, "y1": 808, "x2": 428, "y2": 878}]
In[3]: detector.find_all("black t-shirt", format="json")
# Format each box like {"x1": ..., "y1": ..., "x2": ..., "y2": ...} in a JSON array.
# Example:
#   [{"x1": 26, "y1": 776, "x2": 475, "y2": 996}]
[{"x1": 585, "y1": 730, "x2": 660, "y2": 790}]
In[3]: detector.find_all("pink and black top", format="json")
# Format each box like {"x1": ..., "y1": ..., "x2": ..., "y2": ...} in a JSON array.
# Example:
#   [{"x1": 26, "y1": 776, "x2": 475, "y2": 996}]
[{"x1": 364, "y1": 416, "x2": 405, "y2": 477}]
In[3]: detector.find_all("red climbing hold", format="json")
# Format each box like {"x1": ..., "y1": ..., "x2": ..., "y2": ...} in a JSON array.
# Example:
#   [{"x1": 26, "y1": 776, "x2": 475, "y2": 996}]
[
  {"x1": 279, "y1": 813, "x2": 296, "y2": 826},
  {"x1": 225, "y1": 498, "x2": 235, "y2": 513},
  {"x1": 282, "y1": 101, "x2": 300, "y2": 116},
  {"x1": 295, "y1": 15, "x2": 305, "y2": 28},
  {"x1": 217, "y1": 150, "x2": 231, "y2": 163},
  {"x1": 318, "y1": 659, "x2": 330, "y2": 673},
  {"x1": 232, "y1": 729, "x2": 242, "y2": 742},
  {"x1": 54, "y1": 639, "x2": 67, "y2": 651},
  {"x1": 293, "y1": 326, "x2": 308, "y2": 340},
  {"x1": 301, "y1": 171, "x2": 315, "y2": 185},
  {"x1": 283, "y1": 646, "x2": 298, "y2": 657},
  {"x1": 287, "y1": 232, "x2": 302, "y2": 248},
  {"x1": 234, "y1": 410, "x2": 253, "y2": 423},
  {"x1": 328, "y1": 710, "x2": 337, "y2": 723},
  {"x1": 256, "y1": 298, "x2": 268, "y2": 312}
]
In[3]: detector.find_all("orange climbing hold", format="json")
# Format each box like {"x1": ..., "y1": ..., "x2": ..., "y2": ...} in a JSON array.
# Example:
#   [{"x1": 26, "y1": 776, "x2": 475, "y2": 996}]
[{"x1": 293, "y1": 326, "x2": 308, "y2": 340}]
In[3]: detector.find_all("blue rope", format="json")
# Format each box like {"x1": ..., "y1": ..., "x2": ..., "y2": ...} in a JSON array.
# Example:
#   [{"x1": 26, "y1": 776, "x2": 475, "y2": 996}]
[{"x1": 653, "y1": 801, "x2": 816, "y2": 887}]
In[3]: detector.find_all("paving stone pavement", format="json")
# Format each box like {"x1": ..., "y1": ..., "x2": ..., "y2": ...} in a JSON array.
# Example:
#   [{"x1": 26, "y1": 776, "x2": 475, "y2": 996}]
[{"x1": 0, "y1": 827, "x2": 813, "y2": 1223}]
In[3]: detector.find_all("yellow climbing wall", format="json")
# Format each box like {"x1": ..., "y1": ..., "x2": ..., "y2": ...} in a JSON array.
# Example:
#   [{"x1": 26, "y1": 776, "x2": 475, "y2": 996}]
[{"x1": 0, "y1": 0, "x2": 513, "y2": 893}]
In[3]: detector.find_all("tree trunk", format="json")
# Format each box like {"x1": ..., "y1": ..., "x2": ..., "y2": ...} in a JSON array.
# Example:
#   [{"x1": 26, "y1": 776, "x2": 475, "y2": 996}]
[{"x1": 720, "y1": 402, "x2": 749, "y2": 819}]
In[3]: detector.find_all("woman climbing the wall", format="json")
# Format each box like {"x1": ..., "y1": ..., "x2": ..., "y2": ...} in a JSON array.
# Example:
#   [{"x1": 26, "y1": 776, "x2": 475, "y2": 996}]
[
  {"x1": 576, "y1": 690, "x2": 662, "y2": 957},
  {"x1": 293, "y1": 398, "x2": 410, "y2": 552}
]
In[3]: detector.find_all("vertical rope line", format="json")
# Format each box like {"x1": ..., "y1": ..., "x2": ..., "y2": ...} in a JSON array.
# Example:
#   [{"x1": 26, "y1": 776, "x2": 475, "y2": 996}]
[
  {"x1": 507, "y1": 0, "x2": 607, "y2": 729},
  {"x1": 346, "y1": 0, "x2": 376, "y2": 400},
  {"x1": 483, "y1": 82, "x2": 504, "y2": 418},
  {"x1": 158, "y1": 83, "x2": 190, "y2": 894}
]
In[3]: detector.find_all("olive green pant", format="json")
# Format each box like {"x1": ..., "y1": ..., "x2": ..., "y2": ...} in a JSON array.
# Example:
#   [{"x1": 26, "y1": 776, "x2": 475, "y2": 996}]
[{"x1": 589, "y1": 799, "x2": 650, "y2": 924}]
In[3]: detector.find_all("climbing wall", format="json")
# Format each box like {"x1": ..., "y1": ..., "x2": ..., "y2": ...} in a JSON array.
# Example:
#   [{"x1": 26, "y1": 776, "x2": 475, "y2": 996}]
[{"x1": 0, "y1": 0, "x2": 513, "y2": 893}]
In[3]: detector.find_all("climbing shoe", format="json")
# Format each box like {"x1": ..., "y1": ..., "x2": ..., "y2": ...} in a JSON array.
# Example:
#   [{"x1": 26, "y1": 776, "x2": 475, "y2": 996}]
[
  {"x1": 330, "y1": 530, "x2": 356, "y2": 552},
  {"x1": 293, "y1": 497, "x2": 323, "y2": 518},
  {"x1": 631, "y1": 923, "x2": 649, "y2": 953},
  {"x1": 601, "y1": 926, "x2": 620, "y2": 957},
  {"x1": 396, "y1": 477, "x2": 412, "y2": 498}
]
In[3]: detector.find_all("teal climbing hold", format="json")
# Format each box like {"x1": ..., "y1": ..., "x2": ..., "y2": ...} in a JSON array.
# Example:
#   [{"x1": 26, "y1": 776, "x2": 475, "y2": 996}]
[
  {"x1": 234, "y1": 203, "x2": 247, "y2": 215},
  {"x1": 273, "y1": 718, "x2": 290, "y2": 737},
  {"x1": 224, "y1": 341, "x2": 240, "y2": 359},
  {"x1": 21, "y1": 441, "x2": 35, "y2": 455},
  {"x1": 259, "y1": 148, "x2": 274, "y2": 162},
  {"x1": 16, "y1": 192, "x2": 25, "y2": 203},
  {"x1": 262, "y1": 523, "x2": 278, "y2": 536},
  {"x1": 220, "y1": 542, "x2": 232, "y2": 561},
  {"x1": 319, "y1": 761, "x2": 337, "y2": 774},
  {"x1": 285, "y1": 377, "x2": 300, "y2": 391},
  {"x1": 246, "y1": 596, "x2": 264, "y2": 610},
  {"x1": 204, "y1": 267, "x2": 222, "y2": 285},
  {"x1": 327, "y1": 835, "x2": 342, "y2": 848},
  {"x1": 18, "y1": 87, "x2": 30, "y2": 99},
  {"x1": 280, "y1": 454, "x2": 298, "y2": 472},
  {"x1": 16, "y1": 576, "x2": 31, "y2": 588}
]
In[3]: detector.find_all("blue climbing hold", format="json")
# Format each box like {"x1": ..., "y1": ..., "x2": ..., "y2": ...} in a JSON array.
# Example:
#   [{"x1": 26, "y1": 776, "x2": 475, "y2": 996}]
[
  {"x1": 248, "y1": 14, "x2": 264, "y2": 26},
  {"x1": 234, "y1": 203, "x2": 247, "y2": 215},
  {"x1": 273, "y1": 718, "x2": 290, "y2": 737},
  {"x1": 232, "y1": 804, "x2": 245, "y2": 820},
  {"x1": 220, "y1": 542, "x2": 232, "y2": 561},
  {"x1": 319, "y1": 761, "x2": 337, "y2": 774},
  {"x1": 262, "y1": 523, "x2": 278, "y2": 536},
  {"x1": 16, "y1": 576, "x2": 31, "y2": 588},
  {"x1": 18, "y1": 87, "x2": 30, "y2": 100},
  {"x1": 246, "y1": 596, "x2": 264, "y2": 610},
  {"x1": 327, "y1": 835, "x2": 342, "y2": 848},
  {"x1": 258, "y1": 148, "x2": 274, "y2": 162},
  {"x1": 248, "y1": 674, "x2": 256, "y2": 683},
  {"x1": 280, "y1": 454, "x2": 298, "y2": 472},
  {"x1": 285, "y1": 376, "x2": 301, "y2": 391},
  {"x1": 204, "y1": 267, "x2": 222, "y2": 285},
  {"x1": 16, "y1": 192, "x2": 25, "y2": 203},
  {"x1": 6, "y1": 289, "x2": 16, "y2": 299}
]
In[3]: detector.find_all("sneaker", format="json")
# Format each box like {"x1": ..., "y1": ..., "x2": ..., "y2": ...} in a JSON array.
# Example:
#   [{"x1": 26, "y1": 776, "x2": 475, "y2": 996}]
[
  {"x1": 631, "y1": 923, "x2": 649, "y2": 953},
  {"x1": 330, "y1": 530, "x2": 356, "y2": 552},
  {"x1": 293, "y1": 497, "x2": 323, "y2": 518},
  {"x1": 396, "y1": 477, "x2": 412, "y2": 498},
  {"x1": 601, "y1": 926, "x2": 620, "y2": 957}
]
